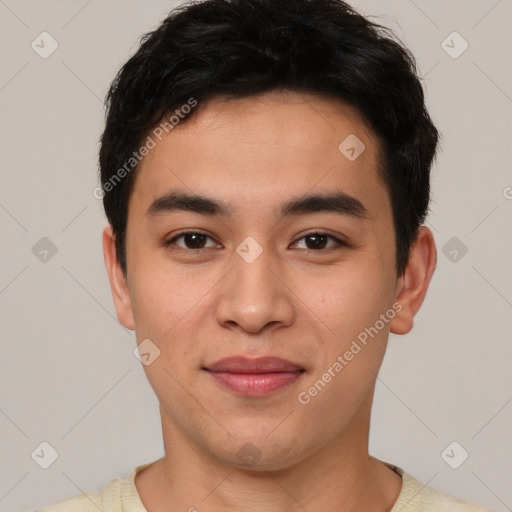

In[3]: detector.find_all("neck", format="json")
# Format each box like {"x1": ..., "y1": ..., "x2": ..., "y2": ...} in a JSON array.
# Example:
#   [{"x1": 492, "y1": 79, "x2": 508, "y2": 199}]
[{"x1": 135, "y1": 387, "x2": 402, "y2": 512}]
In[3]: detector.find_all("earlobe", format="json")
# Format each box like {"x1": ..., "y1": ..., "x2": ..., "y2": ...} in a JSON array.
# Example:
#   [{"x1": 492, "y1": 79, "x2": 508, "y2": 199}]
[
  {"x1": 102, "y1": 225, "x2": 135, "y2": 330},
  {"x1": 390, "y1": 226, "x2": 437, "y2": 335}
]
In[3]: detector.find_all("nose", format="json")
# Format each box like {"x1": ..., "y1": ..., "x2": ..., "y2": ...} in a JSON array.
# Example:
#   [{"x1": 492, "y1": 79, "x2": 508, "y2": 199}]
[{"x1": 215, "y1": 244, "x2": 295, "y2": 334}]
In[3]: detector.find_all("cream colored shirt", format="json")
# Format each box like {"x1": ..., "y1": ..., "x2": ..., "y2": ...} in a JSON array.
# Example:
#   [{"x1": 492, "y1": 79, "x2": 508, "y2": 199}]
[{"x1": 36, "y1": 459, "x2": 495, "y2": 511}]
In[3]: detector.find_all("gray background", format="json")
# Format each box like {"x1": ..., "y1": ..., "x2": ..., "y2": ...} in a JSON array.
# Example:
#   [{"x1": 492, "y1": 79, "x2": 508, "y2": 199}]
[{"x1": 0, "y1": 0, "x2": 510, "y2": 510}]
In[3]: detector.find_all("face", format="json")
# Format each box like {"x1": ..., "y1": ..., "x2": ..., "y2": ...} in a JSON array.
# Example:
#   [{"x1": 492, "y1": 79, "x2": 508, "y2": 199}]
[{"x1": 104, "y1": 90, "x2": 424, "y2": 471}]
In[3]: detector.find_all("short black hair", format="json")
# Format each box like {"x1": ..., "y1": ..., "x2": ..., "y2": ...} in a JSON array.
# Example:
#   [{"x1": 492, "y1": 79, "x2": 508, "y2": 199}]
[{"x1": 99, "y1": 0, "x2": 439, "y2": 278}]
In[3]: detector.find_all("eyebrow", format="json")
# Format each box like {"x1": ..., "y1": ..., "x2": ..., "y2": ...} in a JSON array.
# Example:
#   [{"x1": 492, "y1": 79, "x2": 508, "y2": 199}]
[{"x1": 145, "y1": 189, "x2": 369, "y2": 221}]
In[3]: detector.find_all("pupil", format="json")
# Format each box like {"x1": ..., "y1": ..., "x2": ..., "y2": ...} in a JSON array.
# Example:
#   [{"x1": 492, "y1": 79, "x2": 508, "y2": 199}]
[
  {"x1": 307, "y1": 234, "x2": 327, "y2": 249},
  {"x1": 187, "y1": 234, "x2": 205, "y2": 248},
  {"x1": 183, "y1": 234, "x2": 328, "y2": 250}
]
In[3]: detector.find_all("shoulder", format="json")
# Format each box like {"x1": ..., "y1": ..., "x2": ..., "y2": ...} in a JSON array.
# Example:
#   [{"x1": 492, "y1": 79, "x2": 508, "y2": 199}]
[
  {"x1": 391, "y1": 466, "x2": 497, "y2": 512},
  {"x1": 33, "y1": 458, "x2": 160, "y2": 512},
  {"x1": 34, "y1": 476, "x2": 123, "y2": 512}
]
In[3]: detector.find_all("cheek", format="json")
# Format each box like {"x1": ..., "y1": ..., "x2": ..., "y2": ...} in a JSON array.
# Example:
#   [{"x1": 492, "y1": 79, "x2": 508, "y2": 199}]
[
  {"x1": 128, "y1": 257, "x2": 207, "y2": 336},
  {"x1": 297, "y1": 279, "x2": 392, "y2": 413},
  {"x1": 294, "y1": 263, "x2": 395, "y2": 402},
  {"x1": 297, "y1": 263, "x2": 394, "y2": 337},
  {"x1": 127, "y1": 261, "x2": 221, "y2": 392}
]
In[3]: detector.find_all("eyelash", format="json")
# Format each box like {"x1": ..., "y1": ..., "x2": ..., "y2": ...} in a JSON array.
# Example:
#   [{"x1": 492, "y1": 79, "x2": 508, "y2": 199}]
[{"x1": 164, "y1": 231, "x2": 348, "y2": 252}]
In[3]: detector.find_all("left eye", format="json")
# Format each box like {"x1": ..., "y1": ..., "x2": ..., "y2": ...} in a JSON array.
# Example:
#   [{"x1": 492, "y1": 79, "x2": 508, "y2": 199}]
[
  {"x1": 292, "y1": 233, "x2": 345, "y2": 251},
  {"x1": 165, "y1": 231, "x2": 345, "y2": 251}
]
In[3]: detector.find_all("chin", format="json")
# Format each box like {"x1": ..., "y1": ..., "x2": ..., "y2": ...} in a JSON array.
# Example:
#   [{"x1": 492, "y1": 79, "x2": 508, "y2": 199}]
[{"x1": 211, "y1": 433, "x2": 309, "y2": 472}]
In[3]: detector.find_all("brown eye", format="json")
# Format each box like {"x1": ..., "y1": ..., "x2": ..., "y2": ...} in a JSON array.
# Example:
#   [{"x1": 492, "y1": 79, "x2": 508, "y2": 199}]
[
  {"x1": 293, "y1": 232, "x2": 346, "y2": 251},
  {"x1": 166, "y1": 232, "x2": 217, "y2": 250}
]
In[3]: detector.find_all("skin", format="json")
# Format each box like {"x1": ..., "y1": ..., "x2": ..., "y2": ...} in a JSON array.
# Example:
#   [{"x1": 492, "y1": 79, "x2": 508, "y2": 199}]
[{"x1": 103, "y1": 90, "x2": 436, "y2": 512}]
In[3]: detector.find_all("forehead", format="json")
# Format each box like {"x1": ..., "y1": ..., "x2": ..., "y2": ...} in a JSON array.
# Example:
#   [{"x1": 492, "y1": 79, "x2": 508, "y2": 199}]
[{"x1": 128, "y1": 90, "x2": 390, "y2": 222}]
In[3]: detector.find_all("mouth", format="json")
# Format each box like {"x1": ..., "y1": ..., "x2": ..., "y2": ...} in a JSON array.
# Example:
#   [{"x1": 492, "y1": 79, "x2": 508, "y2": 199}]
[{"x1": 203, "y1": 356, "x2": 306, "y2": 396}]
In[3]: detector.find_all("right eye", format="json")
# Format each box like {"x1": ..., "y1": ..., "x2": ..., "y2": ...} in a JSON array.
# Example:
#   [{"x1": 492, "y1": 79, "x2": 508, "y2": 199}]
[{"x1": 164, "y1": 231, "x2": 220, "y2": 251}]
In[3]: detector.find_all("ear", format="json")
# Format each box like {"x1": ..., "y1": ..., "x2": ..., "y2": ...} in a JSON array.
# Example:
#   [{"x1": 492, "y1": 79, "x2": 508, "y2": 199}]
[
  {"x1": 102, "y1": 225, "x2": 135, "y2": 330},
  {"x1": 390, "y1": 226, "x2": 437, "y2": 335}
]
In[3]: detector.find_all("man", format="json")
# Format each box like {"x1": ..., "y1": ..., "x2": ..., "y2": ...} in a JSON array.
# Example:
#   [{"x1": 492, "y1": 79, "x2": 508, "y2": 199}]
[{"x1": 39, "y1": 0, "x2": 495, "y2": 510}]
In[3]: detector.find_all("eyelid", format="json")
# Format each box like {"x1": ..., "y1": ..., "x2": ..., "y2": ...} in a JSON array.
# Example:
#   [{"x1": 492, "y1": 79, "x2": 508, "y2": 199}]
[
  {"x1": 290, "y1": 230, "x2": 348, "y2": 250},
  {"x1": 165, "y1": 230, "x2": 219, "y2": 249},
  {"x1": 165, "y1": 230, "x2": 348, "y2": 251}
]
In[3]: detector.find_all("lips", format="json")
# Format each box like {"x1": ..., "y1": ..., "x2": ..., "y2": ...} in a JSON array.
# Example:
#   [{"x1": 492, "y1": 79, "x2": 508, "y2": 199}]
[
  {"x1": 204, "y1": 356, "x2": 305, "y2": 396},
  {"x1": 205, "y1": 356, "x2": 304, "y2": 374}
]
